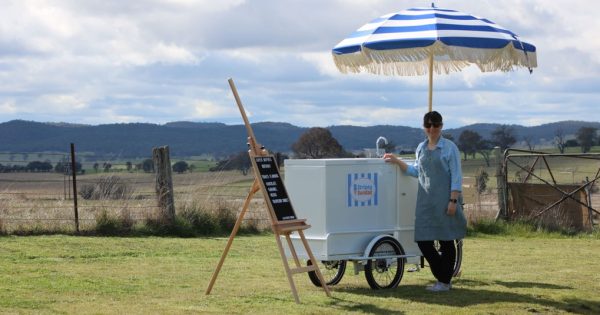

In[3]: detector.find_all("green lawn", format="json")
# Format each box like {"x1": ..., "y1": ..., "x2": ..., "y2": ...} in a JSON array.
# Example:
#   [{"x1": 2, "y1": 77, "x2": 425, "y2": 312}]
[{"x1": 1, "y1": 233, "x2": 599, "y2": 314}]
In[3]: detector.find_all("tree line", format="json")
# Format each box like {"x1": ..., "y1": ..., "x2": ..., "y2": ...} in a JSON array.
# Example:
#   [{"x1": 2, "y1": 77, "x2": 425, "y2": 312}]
[
  {"x1": 282, "y1": 125, "x2": 600, "y2": 166},
  {"x1": 0, "y1": 159, "x2": 155, "y2": 174},
  {"x1": 2, "y1": 125, "x2": 597, "y2": 175}
]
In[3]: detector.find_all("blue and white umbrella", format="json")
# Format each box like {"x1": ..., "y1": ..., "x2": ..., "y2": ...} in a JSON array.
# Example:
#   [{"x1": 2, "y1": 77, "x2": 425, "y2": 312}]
[{"x1": 332, "y1": 5, "x2": 537, "y2": 111}]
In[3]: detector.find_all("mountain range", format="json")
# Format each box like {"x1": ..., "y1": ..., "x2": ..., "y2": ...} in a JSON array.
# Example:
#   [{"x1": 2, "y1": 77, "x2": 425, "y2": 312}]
[{"x1": 0, "y1": 119, "x2": 598, "y2": 159}]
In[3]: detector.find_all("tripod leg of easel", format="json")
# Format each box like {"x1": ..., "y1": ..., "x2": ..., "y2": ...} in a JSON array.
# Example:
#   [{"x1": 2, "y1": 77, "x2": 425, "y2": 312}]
[
  {"x1": 284, "y1": 233, "x2": 301, "y2": 268},
  {"x1": 205, "y1": 180, "x2": 260, "y2": 295},
  {"x1": 299, "y1": 230, "x2": 331, "y2": 297},
  {"x1": 274, "y1": 231, "x2": 300, "y2": 304}
]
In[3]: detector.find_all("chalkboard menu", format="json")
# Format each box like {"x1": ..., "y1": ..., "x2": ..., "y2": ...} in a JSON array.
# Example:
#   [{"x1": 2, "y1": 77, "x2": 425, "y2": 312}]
[{"x1": 253, "y1": 155, "x2": 297, "y2": 221}]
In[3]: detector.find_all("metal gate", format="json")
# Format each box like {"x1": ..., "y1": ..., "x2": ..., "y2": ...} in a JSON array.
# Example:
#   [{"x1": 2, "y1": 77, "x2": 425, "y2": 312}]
[{"x1": 502, "y1": 149, "x2": 599, "y2": 230}]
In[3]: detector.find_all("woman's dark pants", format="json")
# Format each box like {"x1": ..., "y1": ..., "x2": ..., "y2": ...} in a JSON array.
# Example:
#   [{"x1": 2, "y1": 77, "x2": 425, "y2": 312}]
[{"x1": 417, "y1": 240, "x2": 456, "y2": 284}]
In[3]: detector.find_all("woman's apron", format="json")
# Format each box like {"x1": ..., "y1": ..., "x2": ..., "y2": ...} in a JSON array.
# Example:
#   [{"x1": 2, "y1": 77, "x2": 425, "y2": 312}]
[{"x1": 414, "y1": 147, "x2": 467, "y2": 241}]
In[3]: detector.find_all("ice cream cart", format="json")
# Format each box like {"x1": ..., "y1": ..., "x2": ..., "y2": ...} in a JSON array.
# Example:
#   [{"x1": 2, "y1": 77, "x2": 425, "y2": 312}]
[{"x1": 283, "y1": 158, "x2": 462, "y2": 289}]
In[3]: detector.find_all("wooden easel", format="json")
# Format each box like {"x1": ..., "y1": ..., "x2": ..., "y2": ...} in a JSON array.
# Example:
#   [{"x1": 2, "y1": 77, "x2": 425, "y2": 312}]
[{"x1": 205, "y1": 78, "x2": 331, "y2": 303}]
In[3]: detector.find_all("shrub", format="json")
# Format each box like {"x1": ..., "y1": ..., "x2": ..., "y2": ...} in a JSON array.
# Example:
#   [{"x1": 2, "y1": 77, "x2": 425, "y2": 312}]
[
  {"x1": 179, "y1": 206, "x2": 218, "y2": 235},
  {"x1": 216, "y1": 206, "x2": 236, "y2": 233},
  {"x1": 95, "y1": 210, "x2": 127, "y2": 235},
  {"x1": 79, "y1": 176, "x2": 134, "y2": 200}
]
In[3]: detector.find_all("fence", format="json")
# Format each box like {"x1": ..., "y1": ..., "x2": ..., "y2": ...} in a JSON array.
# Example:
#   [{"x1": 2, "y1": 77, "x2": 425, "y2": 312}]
[
  {"x1": 502, "y1": 150, "x2": 600, "y2": 231},
  {"x1": 0, "y1": 145, "x2": 269, "y2": 233},
  {"x1": 460, "y1": 148, "x2": 503, "y2": 223},
  {"x1": 2, "y1": 145, "x2": 597, "y2": 234}
]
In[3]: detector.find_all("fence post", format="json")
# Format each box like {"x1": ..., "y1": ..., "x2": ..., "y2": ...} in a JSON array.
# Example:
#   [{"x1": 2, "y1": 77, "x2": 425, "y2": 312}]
[
  {"x1": 494, "y1": 146, "x2": 506, "y2": 219},
  {"x1": 70, "y1": 143, "x2": 79, "y2": 233},
  {"x1": 153, "y1": 146, "x2": 175, "y2": 224}
]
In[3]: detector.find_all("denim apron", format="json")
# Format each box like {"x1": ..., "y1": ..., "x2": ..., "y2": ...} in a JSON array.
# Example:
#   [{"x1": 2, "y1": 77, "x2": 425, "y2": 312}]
[{"x1": 414, "y1": 146, "x2": 467, "y2": 241}]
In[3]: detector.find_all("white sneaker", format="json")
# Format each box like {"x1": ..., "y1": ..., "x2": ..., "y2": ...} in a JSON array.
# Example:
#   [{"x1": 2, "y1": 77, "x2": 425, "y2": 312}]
[
  {"x1": 426, "y1": 281, "x2": 452, "y2": 289},
  {"x1": 426, "y1": 282, "x2": 450, "y2": 292}
]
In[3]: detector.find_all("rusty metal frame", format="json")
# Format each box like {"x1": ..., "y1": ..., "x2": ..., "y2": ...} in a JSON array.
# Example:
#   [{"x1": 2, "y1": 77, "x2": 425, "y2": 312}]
[{"x1": 502, "y1": 149, "x2": 600, "y2": 224}]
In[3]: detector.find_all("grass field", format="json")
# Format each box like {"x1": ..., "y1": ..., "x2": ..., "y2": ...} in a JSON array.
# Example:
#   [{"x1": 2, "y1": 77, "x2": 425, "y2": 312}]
[{"x1": 0, "y1": 232, "x2": 599, "y2": 314}]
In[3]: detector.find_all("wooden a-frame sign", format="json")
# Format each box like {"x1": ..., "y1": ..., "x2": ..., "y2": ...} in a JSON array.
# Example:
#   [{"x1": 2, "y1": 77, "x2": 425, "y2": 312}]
[{"x1": 205, "y1": 78, "x2": 331, "y2": 303}]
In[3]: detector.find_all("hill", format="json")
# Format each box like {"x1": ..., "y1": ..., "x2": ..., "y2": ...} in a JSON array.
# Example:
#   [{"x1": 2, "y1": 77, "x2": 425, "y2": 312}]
[{"x1": 0, "y1": 120, "x2": 598, "y2": 158}]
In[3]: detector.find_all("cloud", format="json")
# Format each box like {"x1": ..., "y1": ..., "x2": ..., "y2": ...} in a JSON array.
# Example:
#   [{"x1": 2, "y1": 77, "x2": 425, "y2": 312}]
[
  {"x1": 0, "y1": 0, "x2": 599, "y2": 129},
  {"x1": 0, "y1": 100, "x2": 18, "y2": 114},
  {"x1": 192, "y1": 99, "x2": 238, "y2": 119}
]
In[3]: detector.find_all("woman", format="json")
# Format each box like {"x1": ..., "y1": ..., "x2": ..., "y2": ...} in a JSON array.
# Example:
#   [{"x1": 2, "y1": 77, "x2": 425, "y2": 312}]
[{"x1": 383, "y1": 111, "x2": 466, "y2": 292}]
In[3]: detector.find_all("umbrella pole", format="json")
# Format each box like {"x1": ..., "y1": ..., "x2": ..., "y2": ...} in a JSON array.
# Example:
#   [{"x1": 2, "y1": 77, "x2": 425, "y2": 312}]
[{"x1": 428, "y1": 53, "x2": 433, "y2": 112}]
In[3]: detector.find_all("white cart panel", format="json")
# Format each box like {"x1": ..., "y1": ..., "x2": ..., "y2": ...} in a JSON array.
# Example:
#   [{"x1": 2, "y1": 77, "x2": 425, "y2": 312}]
[{"x1": 283, "y1": 158, "x2": 420, "y2": 262}]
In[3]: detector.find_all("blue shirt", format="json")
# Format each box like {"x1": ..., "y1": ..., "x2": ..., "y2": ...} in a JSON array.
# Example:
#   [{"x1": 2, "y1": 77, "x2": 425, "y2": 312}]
[{"x1": 406, "y1": 137, "x2": 462, "y2": 192}]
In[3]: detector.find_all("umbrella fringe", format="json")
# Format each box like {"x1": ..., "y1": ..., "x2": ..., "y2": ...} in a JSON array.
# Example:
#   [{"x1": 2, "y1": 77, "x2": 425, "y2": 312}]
[{"x1": 333, "y1": 41, "x2": 537, "y2": 76}]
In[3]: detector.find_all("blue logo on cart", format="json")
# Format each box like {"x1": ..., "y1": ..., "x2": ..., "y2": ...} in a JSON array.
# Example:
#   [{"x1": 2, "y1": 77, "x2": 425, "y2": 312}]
[{"x1": 347, "y1": 172, "x2": 378, "y2": 207}]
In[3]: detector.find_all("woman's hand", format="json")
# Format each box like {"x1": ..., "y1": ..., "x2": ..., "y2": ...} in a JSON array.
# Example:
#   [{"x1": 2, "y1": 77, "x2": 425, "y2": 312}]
[
  {"x1": 384, "y1": 153, "x2": 409, "y2": 172},
  {"x1": 447, "y1": 201, "x2": 457, "y2": 216},
  {"x1": 383, "y1": 153, "x2": 398, "y2": 164}
]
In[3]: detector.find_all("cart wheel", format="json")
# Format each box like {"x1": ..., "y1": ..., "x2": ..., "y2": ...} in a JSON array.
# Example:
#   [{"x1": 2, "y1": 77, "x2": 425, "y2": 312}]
[
  {"x1": 454, "y1": 239, "x2": 463, "y2": 277},
  {"x1": 364, "y1": 237, "x2": 405, "y2": 289},
  {"x1": 307, "y1": 259, "x2": 346, "y2": 287},
  {"x1": 434, "y1": 239, "x2": 463, "y2": 277}
]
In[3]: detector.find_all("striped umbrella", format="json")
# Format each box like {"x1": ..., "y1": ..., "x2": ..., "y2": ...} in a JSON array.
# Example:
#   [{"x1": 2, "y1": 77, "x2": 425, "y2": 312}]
[{"x1": 332, "y1": 5, "x2": 537, "y2": 112}]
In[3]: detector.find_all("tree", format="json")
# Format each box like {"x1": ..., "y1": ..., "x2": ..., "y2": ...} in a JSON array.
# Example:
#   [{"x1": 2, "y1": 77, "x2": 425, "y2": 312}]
[
  {"x1": 491, "y1": 125, "x2": 517, "y2": 151},
  {"x1": 565, "y1": 139, "x2": 579, "y2": 147},
  {"x1": 93, "y1": 163, "x2": 99, "y2": 173},
  {"x1": 458, "y1": 130, "x2": 482, "y2": 160},
  {"x1": 442, "y1": 133, "x2": 454, "y2": 142},
  {"x1": 477, "y1": 139, "x2": 495, "y2": 167},
  {"x1": 126, "y1": 161, "x2": 133, "y2": 172},
  {"x1": 554, "y1": 128, "x2": 566, "y2": 154},
  {"x1": 55, "y1": 161, "x2": 82, "y2": 174},
  {"x1": 475, "y1": 168, "x2": 489, "y2": 194},
  {"x1": 522, "y1": 135, "x2": 535, "y2": 151},
  {"x1": 141, "y1": 158, "x2": 154, "y2": 173},
  {"x1": 381, "y1": 140, "x2": 396, "y2": 154},
  {"x1": 26, "y1": 161, "x2": 53, "y2": 172},
  {"x1": 292, "y1": 127, "x2": 345, "y2": 159},
  {"x1": 172, "y1": 161, "x2": 189, "y2": 174},
  {"x1": 103, "y1": 163, "x2": 112, "y2": 172},
  {"x1": 209, "y1": 151, "x2": 251, "y2": 175},
  {"x1": 576, "y1": 127, "x2": 597, "y2": 153}
]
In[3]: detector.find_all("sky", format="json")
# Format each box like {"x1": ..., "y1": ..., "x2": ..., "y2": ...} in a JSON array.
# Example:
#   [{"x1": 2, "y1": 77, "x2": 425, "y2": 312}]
[{"x1": 1, "y1": 0, "x2": 599, "y2": 129}]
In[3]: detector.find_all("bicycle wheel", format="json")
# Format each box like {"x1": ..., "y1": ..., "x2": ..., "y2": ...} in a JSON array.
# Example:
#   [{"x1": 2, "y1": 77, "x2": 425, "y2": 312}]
[
  {"x1": 434, "y1": 239, "x2": 463, "y2": 277},
  {"x1": 364, "y1": 237, "x2": 405, "y2": 289},
  {"x1": 307, "y1": 259, "x2": 346, "y2": 287}
]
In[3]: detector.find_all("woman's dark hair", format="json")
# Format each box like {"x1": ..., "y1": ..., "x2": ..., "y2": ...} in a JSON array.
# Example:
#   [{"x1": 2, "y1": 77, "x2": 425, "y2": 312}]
[{"x1": 423, "y1": 111, "x2": 443, "y2": 124}]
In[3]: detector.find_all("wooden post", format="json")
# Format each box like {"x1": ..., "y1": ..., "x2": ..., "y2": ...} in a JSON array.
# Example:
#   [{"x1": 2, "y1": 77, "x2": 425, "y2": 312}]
[
  {"x1": 494, "y1": 147, "x2": 506, "y2": 219},
  {"x1": 70, "y1": 143, "x2": 79, "y2": 233},
  {"x1": 153, "y1": 146, "x2": 175, "y2": 223}
]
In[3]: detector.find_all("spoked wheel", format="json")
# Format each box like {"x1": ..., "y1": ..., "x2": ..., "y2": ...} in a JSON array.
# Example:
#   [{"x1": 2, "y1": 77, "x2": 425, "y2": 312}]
[
  {"x1": 364, "y1": 237, "x2": 405, "y2": 289},
  {"x1": 307, "y1": 259, "x2": 346, "y2": 287},
  {"x1": 434, "y1": 239, "x2": 463, "y2": 277}
]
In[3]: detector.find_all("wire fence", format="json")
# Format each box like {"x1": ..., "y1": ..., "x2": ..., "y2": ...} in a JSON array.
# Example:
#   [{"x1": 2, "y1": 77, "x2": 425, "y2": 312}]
[
  {"x1": 2, "y1": 148, "x2": 597, "y2": 234},
  {"x1": 0, "y1": 150, "x2": 268, "y2": 233}
]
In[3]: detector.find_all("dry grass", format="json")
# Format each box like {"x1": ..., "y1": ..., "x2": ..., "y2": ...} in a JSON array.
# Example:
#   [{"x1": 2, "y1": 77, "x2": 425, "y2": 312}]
[
  {"x1": 0, "y1": 170, "x2": 266, "y2": 233},
  {"x1": 2, "y1": 155, "x2": 598, "y2": 234}
]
